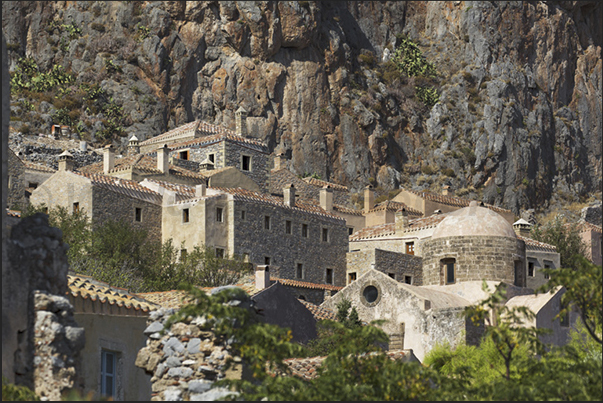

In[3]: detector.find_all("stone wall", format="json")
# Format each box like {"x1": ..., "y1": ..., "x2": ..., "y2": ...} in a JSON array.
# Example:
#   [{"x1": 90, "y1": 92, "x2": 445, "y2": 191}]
[
  {"x1": 346, "y1": 249, "x2": 424, "y2": 285},
  {"x1": 7, "y1": 150, "x2": 26, "y2": 209},
  {"x1": 526, "y1": 248, "x2": 560, "y2": 290},
  {"x1": 581, "y1": 201, "x2": 602, "y2": 226},
  {"x1": 421, "y1": 236, "x2": 526, "y2": 286},
  {"x1": 231, "y1": 199, "x2": 348, "y2": 287},
  {"x1": 224, "y1": 142, "x2": 268, "y2": 191}
]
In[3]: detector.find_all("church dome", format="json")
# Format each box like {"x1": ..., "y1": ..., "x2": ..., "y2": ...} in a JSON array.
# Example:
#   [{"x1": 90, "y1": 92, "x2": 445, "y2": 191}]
[{"x1": 431, "y1": 201, "x2": 517, "y2": 239}]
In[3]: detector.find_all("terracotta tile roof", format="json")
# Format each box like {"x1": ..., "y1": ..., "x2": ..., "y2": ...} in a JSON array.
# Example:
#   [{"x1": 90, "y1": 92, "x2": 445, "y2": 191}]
[
  {"x1": 401, "y1": 187, "x2": 512, "y2": 214},
  {"x1": 139, "y1": 120, "x2": 202, "y2": 146},
  {"x1": 574, "y1": 220, "x2": 602, "y2": 234},
  {"x1": 74, "y1": 171, "x2": 163, "y2": 205},
  {"x1": 23, "y1": 160, "x2": 57, "y2": 173},
  {"x1": 6, "y1": 209, "x2": 22, "y2": 218},
  {"x1": 368, "y1": 200, "x2": 423, "y2": 217},
  {"x1": 517, "y1": 236, "x2": 558, "y2": 252},
  {"x1": 78, "y1": 154, "x2": 206, "y2": 182},
  {"x1": 67, "y1": 274, "x2": 159, "y2": 312},
  {"x1": 297, "y1": 300, "x2": 337, "y2": 321},
  {"x1": 272, "y1": 278, "x2": 343, "y2": 292},
  {"x1": 168, "y1": 132, "x2": 268, "y2": 154},
  {"x1": 137, "y1": 290, "x2": 194, "y2": 310},
  {"x1": 332, "y1": 204, "x2": 364, "y2": 216},
  {"x1": 302, "y1": 177, "x2": 348, "y2": 192},
  {"x1": 350, "y1": 214, "x2": 446, "y2": 241},
  {"x1": 282, "y1": 350, "x2": 415, "y2": 380},
  {"x1": 212, "y1": 187, "x2": 346, "y2": 222}
]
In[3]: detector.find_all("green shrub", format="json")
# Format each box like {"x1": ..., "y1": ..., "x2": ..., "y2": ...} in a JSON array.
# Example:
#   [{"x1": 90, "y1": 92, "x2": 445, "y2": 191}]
[
  {"x1": 443, "y1": 168, "x2": 456, "y2": 177},
  {"x1": 415, "y1": 85, "x2": 439, "y2": 107},
  {"x1": 421, "y1": 165, "x2": 436, "y2": 175},
  {"x1": 2, "y1": 377, "x2": 39, "y2": 401}
]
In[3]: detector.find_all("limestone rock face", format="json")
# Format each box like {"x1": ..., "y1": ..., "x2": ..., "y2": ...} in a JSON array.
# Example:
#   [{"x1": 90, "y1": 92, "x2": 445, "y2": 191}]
[{"x1": 2, "y1": 1, "x2": 601, "y2": 213}]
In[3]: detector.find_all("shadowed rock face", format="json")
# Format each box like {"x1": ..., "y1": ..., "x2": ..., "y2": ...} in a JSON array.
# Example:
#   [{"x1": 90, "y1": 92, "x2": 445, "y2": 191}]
[{"x1": 2, "y1": 1, "x2": 601, "y2": 213}]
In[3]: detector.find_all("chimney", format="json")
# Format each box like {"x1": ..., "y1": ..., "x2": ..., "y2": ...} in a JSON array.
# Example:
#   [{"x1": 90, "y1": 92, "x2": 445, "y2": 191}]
[
  {"x1": 103, "y1": 145, "x2": 115, "y2": 174},
  {"x1": 157, "y1": 144, "x2": 169, "y2": 174},
  {"x1": 364, "y1": 185, "x2": 375, "y2": 213},
  {"x1": 255, "y1": 265, "x2": 270, "y2": 290},
  {"x1": 513, "y1": 219, "x2": 533, "y2": 238},
  {"x1": 58, "y1": 150, "x2": 74, "y2": 172},
  {"x1": 283, "y1": 184, "x2": 296, "y2": 207},
  {"x1": 320, "y1": 185, "x2": 333, "y2": 212},
  {"x1": 395, "y1": 208, "x2": 409, "y2": 234},
  {"x1": 195, "y1": 183, "x2": 206, "y2": 198},
  {"x1": 442, "y1": 185, "x2": 451, "y2": 196},
  {"x1": 273, "y1": 153, "x2": 286, "y2": 171},
  {"x1": 128, "y1": 135, "x2": 140, "y2": 155},
  {"x1": 235, "y1": 106, "x2": 247, "y2": 136}
]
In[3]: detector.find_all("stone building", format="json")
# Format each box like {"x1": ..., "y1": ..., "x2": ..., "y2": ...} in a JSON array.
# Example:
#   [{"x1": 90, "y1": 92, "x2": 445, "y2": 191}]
[
  {"x1": 22, "y1": 160, "x2": 56, "y2": 203},
  {"x1": 67, "y1": 274, "x2": 157, "y2": 400},
  {"x1": 574, "y1": 220, "x2": 602, "y2": 267},
  {"x1": 346, "y1": 248, "x2": 423, "y2": 286},
  {"x1": 29, "y1": 155, "x2": 163, "y2": 244},
  {"x1": 513, "y1": 219, "x2": 560, "y2": 289},
  {"x1": 323, "y1": 203, "x2": 577, "y2": 362},
  {"x1": 141, "y1": 179, "x2": 349, "y2": 288},
  {"x1": 7, "y1": 148, "x2": 26, "y2": 209}
]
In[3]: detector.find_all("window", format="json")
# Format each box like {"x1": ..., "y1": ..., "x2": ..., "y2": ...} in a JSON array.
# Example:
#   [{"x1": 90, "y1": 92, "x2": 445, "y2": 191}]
[
  {"x1": 363, "y1": 285, "x2": 379, "y2": 304},
  {"x1": 406, "y1": 242, "x2": 415, "y2": 255},
  {"x1": 179, "y1": 150, "x2": 189, "y2": 160},
  {"x1": 442, "y1": 259, "x2": 455, "y2": 284},
  {"x1": 322, "y1": 228, "x2": 329, "y2": 242},
  {"x1": 73, "y1": 202, "x2": 80, "y2": 214},
  {"x1": 326, "y1": 268, "x2": 333, "y2": 284},
  {"x1": 216, "y1": 248, "x2": 225, "y2": 259},
  {"x1": 135, "y1": 207, "x2": 142, "y2": 222},
  {"x1": 285, "y1": 220, "x2": 292, "y2": 234},
  {"x1": 528, "y1": 262, "x2": 535, "y2": 277},
  {"x1": 208, "y1": 153, "x2": 215, "y2": 163},
  {"x1": 298, "y1": 295, "x2": 306, "y2": 301},
  {"x1": 241, "y1": 155, "x2": 251, "y2": 171},
  {"x1": 348, "y1": 227, "x2": 354, "y2": 236},
  {"x1": 242, "y1": 253, "x2": 250, "y2": 263},
  {"x1": 388, "y1": 273, "x2": 396, "y2": 279},
  {"x1": 180, "y1": 249, "x2": 187, "y2": 260},
  {"x1": 404, "y1": 276, "x2": 412, "y2": 285},
  {"x1": 241, "y1": 210, "x2": 246, "y2": 220},
  {"x1": 348, "y1": 272, "x2": 357, "y2": 283},
  {"x1": 296, "y1": 263, "x2": 304, "y2": 279},
  {"x1": 302, "y1": 223, "x2": 308, "y2": 238},
  {"x1": 544, "y1": 264, "x2": 551, "y2": 280},
  {"x1": 29, "y1": 182, "x2": 38, "y2": 189},
  {"x1": 101, "y1": 350, "x2": 116, "y2": 398},
  {"x1": 264, "y1": 215, "x2": 271, "y2": 230},
  {"x1": 264, "y1": 256, "x2": 271, "y2": 265},
  {"x1": 182, "y1": 208, "x2": 190, "y2": 223},
  {"x1": 216, "y1": 207, "x2": 223, "y2": 222}
]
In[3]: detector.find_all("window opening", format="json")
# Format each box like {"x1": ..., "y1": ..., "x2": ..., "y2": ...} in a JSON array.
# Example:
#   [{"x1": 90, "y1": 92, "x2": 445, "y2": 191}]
[
  {"x1": 241, "y1": 155, "x2": 251, "y2": 171},
  {"x1": 296, "y1": 263, "x2": 304, "y2": 279},
  {"x1": 216, "y1": 248, "x2": 225, "y2": 259},
  {"x1": 302, "y1": 223, "x2": 308, "y2": 238},
  {"x1": 100, "y1": 350, "x2": 116, "y2": 398},
  {"x1": 135, "y1": 207, "x2": 142, "y2": 222},
  {"x1": 285, "y1": 220, "x2": 292, "y2": 234},
  {"x1": 404, "y1": 276, "x2": 412, "y2": 285},
  {"x1": 406, "y1": 242, "x2": 415, "y2": 255},
  {"x1": 322, "y1": 228, "x2": 329, "y2": 242},
  {"x1": 182, "y1": 208, "x2": 190, "y2": 223},
  {"x1": 528, "y1": 262, "x2": 535, "y2": 277},
  {"x1": 216, "y1": 207, "x2": 223, "y2": 222},
  {"x1": 73, "y1": 202, "x2": 80, "y2": 214},
  {"x1": 264, "y1": 215, "x2": 271, "y2": 230},
  {"x1": 348, "y1": 272, "x2": 357, "y2": 283},
  {"x1": 326, "y1": 268, "x2": 333, "y2": 284}
]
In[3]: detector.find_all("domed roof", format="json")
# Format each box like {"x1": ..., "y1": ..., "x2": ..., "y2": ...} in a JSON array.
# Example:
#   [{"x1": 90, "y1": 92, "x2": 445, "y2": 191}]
[{"x1": 431, "y1": 201, "x2": 517, "y2": 239}]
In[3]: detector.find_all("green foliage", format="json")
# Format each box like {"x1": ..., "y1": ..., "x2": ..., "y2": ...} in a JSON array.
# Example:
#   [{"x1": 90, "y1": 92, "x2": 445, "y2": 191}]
[
  {"x1": 392, "y1": 36, "x2": 437, "y2": 78},
  {"x1": 135, "y1": 23, "x2": 151, "y2": 42},
  {"x1": 104, "y1": 58, "x2": 122, "y2": 74},
  {"x1": 2, "y1": 377, "x2": 39, "y2": 401},
  {"x1": 415, "y1": 85, "x2": 439, "y2": 107},
  {"x1": 10, "y1": 57, "x2": 74, "y2": 94},
  {"x1": 530, "y1": 214, "x2": 588, "y2": 268}
]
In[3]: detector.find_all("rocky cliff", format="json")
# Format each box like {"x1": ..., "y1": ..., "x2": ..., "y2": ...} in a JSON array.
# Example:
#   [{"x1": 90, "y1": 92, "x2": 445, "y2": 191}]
[{"x1": 3, "y1": 1, "x2": 601, "y2": 214}]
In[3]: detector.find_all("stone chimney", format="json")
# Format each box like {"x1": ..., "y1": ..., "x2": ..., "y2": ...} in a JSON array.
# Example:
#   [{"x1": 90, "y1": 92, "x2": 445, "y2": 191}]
[
  {"x1": 128, "y1": 135, "x2": 140, "y2": 155},
  {"x1": 442, "y1": 185, "x2": 451, "y2": 196},
  {"x1": 157, "y1": 144, "x2": 169, "y2": 174},
  {"x1": 195, "y1": 183, "x2": 206, "y2": 198},
  {"x1": 364, "y1": 185, "x2": 375, "y2": 213},
  {"x1": 395, "y1": 208, "x2": 409, "y2": 235},
  {"x1": 235, "y1": 106, "x2": 247, "y2": 136},
  {"x1": 103, "y1": 145, "x2": 115, "y2": 174},
  {"x1": 273, "y1": 153, "x2": 286, "y2": 171},
  {"x1": 320, "y1": 185, "x2": 333, "y2": 212},
  {"x1": 58, "y1": 150, "x2": 74, "y2": 172},
  {"x1": 283, "y1": 183, "x2": 295, "y2": 207},
  {"x1": 513, "y1": 218, "x2": 533, "y2": 238},
  {"x1": 255, "y1": 265, "x2": 270, "y2": 290}
]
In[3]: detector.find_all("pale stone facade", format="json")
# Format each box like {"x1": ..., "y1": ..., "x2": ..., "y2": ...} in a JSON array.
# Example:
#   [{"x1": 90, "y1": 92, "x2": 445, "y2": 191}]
[{"x1": 346, "y1": 248, "x2": 423, "y2": 285}]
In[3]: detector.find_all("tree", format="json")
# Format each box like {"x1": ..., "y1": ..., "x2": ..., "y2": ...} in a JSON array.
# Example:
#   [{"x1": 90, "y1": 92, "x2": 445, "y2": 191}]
[{"x1": 531, "y1": 214, "x2": 588, "y2": 268}]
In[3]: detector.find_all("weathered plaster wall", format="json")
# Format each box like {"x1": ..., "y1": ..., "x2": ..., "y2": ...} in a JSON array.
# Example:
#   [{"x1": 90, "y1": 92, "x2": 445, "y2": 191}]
[
  {"x1": 525, "y1": 249, "x2": 560, "y2": 290},
  {"x1": 30, "y1": 171, "x2": 94, "y2": 215},
  {"x1": 75, "y1": 313, "x2": 152, "y2": 401}
]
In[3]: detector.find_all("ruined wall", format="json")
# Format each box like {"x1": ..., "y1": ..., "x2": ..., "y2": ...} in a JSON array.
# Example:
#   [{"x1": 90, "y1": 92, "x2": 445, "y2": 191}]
[{"x1": 7, "y1": 149, "x2": 26, "y2": 209}]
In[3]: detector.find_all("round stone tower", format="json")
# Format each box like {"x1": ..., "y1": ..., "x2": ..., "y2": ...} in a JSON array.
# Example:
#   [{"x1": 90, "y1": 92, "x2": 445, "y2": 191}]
[{"x1": 421, "y1": 201, "x2": 526, "y2": 286}]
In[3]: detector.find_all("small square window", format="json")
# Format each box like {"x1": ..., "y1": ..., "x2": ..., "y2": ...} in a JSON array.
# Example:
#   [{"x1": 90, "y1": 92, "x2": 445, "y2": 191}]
[
  {"x1": 241, "y1": 155, "x2": 251, "y2": 171},
  {"x1": 406, "y1": 242, "x2": 415, "y2": 255},
  {"x1": 528, "y1": 262, "x2": 535, "y2": 277},
  {"x1": 135, "y1": 207, "x2": 142, "y2": 222},
  {"x1": 302, "y1": 223, "x2": 308, "y2": 238},
  {"x1": 216, "y1": 248, "x2": 225, "y2": 258},
  {"x1": 241, "y1": 210, "x2": 246, "y2": 220},
  {"x1": 216, "y1": 207, "x2": 223, "y2": 222},
  {"x1": 326, "y1": 268, "x2": 333, "y2": 285},
  {"x1": 183, "y1": 208, "x2": 190, "y2": 223},
  {"x1": 404, "y1": 276, "x2": 412, "y2": 285},
  {"x1": 285, "y1": 220, "x2": 292, "y2": 234},
  {"x1": 388, "y1": 273, "x2": 396, "y2": 279},
  {"x1": 348, "y1": 227, "x2": 354, "y2": 236},
  {"x1": 264, "y1": 256, "x2": 271, "y2": 265},
  {"x1": 348, "y1": 272, "x2": 357, "y2": 283},
  {"x1": 322, "y1": 228, "x2": 329, "y2": 242},
  {"x1": 73, "y1": 202, "x2": 80, "y2": 214},
  {"x1": 179, "y1": 150, "x2": 189, "y2": 160},
  {"x1": 264, "y1": 215, "x2": 271, "y2": 230},
  {"x1": 296, "y1": 263, "x2": 304, "y2": 279},
  {"x1": 208, "y1": 153, "x2": 215, "y2": 163}
]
